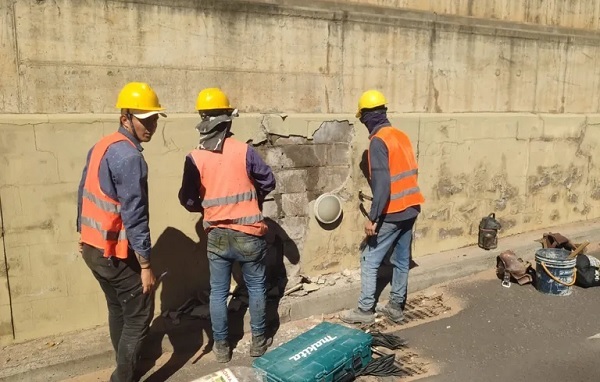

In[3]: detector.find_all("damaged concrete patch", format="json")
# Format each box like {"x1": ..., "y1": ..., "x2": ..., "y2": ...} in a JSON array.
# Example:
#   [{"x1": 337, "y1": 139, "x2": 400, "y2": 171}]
[
  {"x1": 489, "y1": 174, "x2": 519, "y2": 211},
  {"x1": 573, "y1": 203, "x2": 591, "y2": 216},
  {"x1": 435, "y1": 177, "x2": 464, "y2": 198},
  {"x1": 591, "y1": 187, "x2": 600, "y2": 200},
  {"x1": 429, "y1": 206, "x2": 451, "y2": 221},
  {"x1": 528, "y1": 165, "x2": 583, "y2": 194},
  {"x1": 414, "y1": 227, "x2": 430, "y2": 239},
  {"x1": 497, "y1": 218, "x2": 516, "y2": 230},
  {"x1": 312, "y1": 121, "x2": 353, "y2": 144},
  {"x1": 438, "y1": 227, "x2": 464, "y2": 240},
  {"x1": 567, "y1": 193, "x2": 579, "y2": 204},
  {"x1": 251, "y1": 119, "x2": 355, "y2": 281}
]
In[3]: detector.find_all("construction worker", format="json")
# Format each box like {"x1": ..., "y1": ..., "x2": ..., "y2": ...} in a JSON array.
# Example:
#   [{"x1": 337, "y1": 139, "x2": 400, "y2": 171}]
[
  {"x1": 76, "y1": 82, "x2": 166, "y2": 382},
  {"x1": 340, "y1": 90, "x2": 424, "y2": 325},
  {"x1": 178, "y1": 88, "x2": 276, "y2": 363}
]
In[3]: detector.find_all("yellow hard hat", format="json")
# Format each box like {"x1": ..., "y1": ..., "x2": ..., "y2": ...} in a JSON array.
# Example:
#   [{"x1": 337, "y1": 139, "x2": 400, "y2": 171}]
[
  {"x1": 356, "y1": 90, "x2": 387, "y2": 118},
  {"x1": 196, "y1": 88, "x2": 232, "y2": 111},
  {"x1": 115, "y1": 82, "x2": 165, "y2": 115}
]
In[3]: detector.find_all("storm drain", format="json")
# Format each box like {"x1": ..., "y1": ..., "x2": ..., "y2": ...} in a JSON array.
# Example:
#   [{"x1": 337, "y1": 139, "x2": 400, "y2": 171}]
[
  {"x1": 360, "y1": 292, "x2": 452, "y2": 331},
  {"x1": 354, "y1": 292, "x2": 450, "y2": 379},
  {"x1": 395, "y1": 349, "x2": 429, "y2": 377},
  {"x1": 401, "y1": 293, "x2": 450, "y2": 324}
]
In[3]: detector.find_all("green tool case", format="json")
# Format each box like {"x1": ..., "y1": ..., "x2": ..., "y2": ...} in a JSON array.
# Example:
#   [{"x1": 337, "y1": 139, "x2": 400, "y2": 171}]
[{"x1": 252, "y1": 322, "x2": 372, "y2": 382}]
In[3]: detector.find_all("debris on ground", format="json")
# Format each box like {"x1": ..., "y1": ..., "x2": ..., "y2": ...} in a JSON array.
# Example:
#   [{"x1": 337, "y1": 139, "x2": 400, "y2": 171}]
[{"x1": 282, "y1": 269, "x2": 361, "y2": 298}]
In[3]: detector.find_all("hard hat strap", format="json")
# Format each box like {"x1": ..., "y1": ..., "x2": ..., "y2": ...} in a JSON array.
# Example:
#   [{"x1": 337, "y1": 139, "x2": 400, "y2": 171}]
[{"x1": 125, "y1": 110, "x2": 143, "y2": 142}]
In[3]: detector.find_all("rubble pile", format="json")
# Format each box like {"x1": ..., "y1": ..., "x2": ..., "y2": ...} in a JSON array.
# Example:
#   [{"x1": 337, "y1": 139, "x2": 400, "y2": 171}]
[{"x1": 283, "y1": 269, "x2": 362, "y2": 297}]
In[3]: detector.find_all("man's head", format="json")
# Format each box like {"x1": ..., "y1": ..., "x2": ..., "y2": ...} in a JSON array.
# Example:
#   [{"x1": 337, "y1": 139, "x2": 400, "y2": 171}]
[
  {"x1": 195, "y1": 88, "x2": 234, "y2": 119},
  {"x1": 116, "y1": 82, "x2": 166, "y2": 143},
  {"x1": 356, "y1": 89, "x2": 387, "y2": 123}
]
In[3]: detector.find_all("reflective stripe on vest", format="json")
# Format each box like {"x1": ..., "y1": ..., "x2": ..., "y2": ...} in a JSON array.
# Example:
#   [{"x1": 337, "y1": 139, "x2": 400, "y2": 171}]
[
  {"x1": 82, "y1": 189, "x2": 121, "y2": 214},
  {"x1": 191, "y1": 138, "x2": 267, "y2": 236},
  {"x1": 80, "y1": 132, "x2": 132, "y2": 258},
  {"x1": 369, "y1": 126, "x2": 424, "y2": 214},
  {"x1": 201, "y1": 189, "x2": 258, "y2": 208},
  {"x1": 80, "y1": 216, "x2": 127, "y2": 241},
  {"x1": 203, "y1": 213, "x2": 265, "y2": 229},
  {"x1": 390, "y1": 168, "x2": 418, "y2": 183}
]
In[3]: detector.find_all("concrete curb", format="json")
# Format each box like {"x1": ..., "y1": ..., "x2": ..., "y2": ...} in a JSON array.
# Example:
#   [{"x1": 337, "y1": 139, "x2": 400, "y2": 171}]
[{"x1": 4, "y1": 218, "x2": 600, "y2": 381}]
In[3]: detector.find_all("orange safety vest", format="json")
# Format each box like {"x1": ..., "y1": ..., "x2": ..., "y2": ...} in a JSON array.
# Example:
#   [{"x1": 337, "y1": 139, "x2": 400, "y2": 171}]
[
  {"x1": 190, "y1": 138, "x2": 267, "y2": 236},
  {"x1": 368, "y1": 126, "x2": 425, "y2": 214},
  {"x1": 80, "y1": 132, "x2": 132, "y2": 259}
]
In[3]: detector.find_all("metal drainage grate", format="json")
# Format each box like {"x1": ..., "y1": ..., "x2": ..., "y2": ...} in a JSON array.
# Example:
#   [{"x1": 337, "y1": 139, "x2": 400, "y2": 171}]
[
  {"x1": 395, "y1": 349, "x2": 429, "y2": 377},
  {"x1": 401, "y1": 293, "x2": 450, "y2": 324}
]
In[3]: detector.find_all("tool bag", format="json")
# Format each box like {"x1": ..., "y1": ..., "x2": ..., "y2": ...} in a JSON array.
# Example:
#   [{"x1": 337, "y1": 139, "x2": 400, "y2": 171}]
[
  {"x1": 496, "y1": 250, "x2": 534, "y2": 288},
  {"x1": 536, "y1": 232, "x2": 577, "y2": 250},
  {"x1": 575, "y1": 254, "x2": 600, "y2": 288}
]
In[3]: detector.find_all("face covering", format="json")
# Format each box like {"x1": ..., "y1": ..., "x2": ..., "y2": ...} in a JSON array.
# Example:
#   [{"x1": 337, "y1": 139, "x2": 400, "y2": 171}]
[
  {"x1": 195, "y1": 111, "x2": 238, "y2": 152},
  {"x1": 360, "y1": 109, "x2": 391, "y2": 135}
]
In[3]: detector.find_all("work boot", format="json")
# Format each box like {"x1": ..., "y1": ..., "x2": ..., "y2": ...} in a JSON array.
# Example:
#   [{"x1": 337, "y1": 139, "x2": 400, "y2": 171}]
[
  {"x1": 339, "y1": 308, "x2": 375, "y2": 325},
  {"x1": 376, "y1": 303, "x2": 405, "y2": 324},
  {"x1": 250, "y1": 334, "x2": 269, "y2": 357},
  {"x1": 213, "y1": 340, "x2": 231, "y2": 363}
]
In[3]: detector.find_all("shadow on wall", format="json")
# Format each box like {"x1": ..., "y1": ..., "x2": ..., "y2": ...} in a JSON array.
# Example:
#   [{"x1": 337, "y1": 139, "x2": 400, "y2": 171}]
[
  {"x1": 137, "y1": 217, "x2": 300, "y2": 380},
  {"x1": 360, "y1": 150, "x2": 370, "y2": 185},
  {"x1": 153, "y1": 220, "x2": 210, "y2": 311},
  {"x1": 137, "y1": 220, "x2": 210, "y2": 381}
]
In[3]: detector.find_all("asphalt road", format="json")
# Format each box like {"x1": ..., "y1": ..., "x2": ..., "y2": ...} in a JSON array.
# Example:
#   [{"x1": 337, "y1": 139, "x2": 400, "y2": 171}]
[
  {"x1": 60, "y1": 270, "x2": 600, "y2": 382},
  {"x1": 401, "y1": 271, "x2": 600, "y2": 382}
]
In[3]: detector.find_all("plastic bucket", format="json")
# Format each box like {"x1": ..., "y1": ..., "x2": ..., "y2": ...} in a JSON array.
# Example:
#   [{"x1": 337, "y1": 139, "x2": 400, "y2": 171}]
[{"x1": 534, "y1": 248, "x2": 576, "y2": 296}]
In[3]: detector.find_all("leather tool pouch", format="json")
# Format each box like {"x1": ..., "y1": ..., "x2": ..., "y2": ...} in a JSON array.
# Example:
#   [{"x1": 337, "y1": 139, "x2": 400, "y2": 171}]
[{"x1": 496, "y1": 250, "x2": 534, "y2": 288}]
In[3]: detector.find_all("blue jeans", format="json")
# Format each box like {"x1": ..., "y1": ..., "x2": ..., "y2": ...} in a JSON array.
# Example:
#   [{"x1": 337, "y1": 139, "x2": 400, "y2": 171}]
[
  {"x1": 358, "y1": 218, "x2": 416, "y2": 312},
  {"x1": 207, "y1": 228, "x2": 267, "y2": 341}
]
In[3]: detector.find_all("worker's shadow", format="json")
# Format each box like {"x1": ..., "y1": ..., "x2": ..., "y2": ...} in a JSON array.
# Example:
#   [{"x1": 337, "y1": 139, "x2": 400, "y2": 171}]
[
  {"x1": 137, "y1": 220, "x2": 212, "y2": 382},
  {"x1": 137, "y1": 218, "x2": 300, "y2": 380},
  {"x1": 359, "y1": 150, "x2": 370, "y2": 186},
  {"x1": 228, "y1": 217, "x2": 300, "y2": 349}
]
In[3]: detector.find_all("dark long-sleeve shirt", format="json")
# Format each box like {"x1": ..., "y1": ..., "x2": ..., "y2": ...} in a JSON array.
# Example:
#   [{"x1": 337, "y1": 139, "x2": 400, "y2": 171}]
[
  {"x1": 77, "y1": 126, "x2": 152, "y2": 259},
  {"x1": 368, "y1": 124, "x2": 421, "y2": 223},
  {"x1": 178, "y1": 142, "x2": 276, "y2": 213}
]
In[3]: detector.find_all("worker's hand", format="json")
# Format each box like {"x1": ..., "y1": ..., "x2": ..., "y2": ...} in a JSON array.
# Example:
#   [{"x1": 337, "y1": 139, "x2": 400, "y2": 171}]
[
  {"x1": 364, "y1": 220, "x2": 377, "y2": 237},
  {"x1": 141, "y1": 268, "x2": 156, "y2": 294}
]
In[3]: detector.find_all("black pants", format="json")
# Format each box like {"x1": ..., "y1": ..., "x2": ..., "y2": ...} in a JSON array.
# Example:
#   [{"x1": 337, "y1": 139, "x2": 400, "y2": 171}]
[{"x1": 82, "y1": 244, "x2": 154, "y2": 382}]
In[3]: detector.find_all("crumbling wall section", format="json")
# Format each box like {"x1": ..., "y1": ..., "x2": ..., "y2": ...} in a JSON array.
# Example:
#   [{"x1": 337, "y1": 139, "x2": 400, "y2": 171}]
[{"x1": 253, "y1": 118, "x2": 355, "y2": 282}]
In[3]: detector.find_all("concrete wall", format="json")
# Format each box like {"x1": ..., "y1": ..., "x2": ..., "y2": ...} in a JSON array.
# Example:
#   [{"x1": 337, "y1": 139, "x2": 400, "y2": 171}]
[
  {"x1": 2, "y1": 113, "x2": 600, "y2": 344},
  {"x1": 3, "y1": 0, "x2": 600, "y2": 115},
  {"x1": 331, "y1": 0, "x2": 600, "y2": 30},
  {"x1": 2, "y1": 0, "x2": 600, "y2": 343}
]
